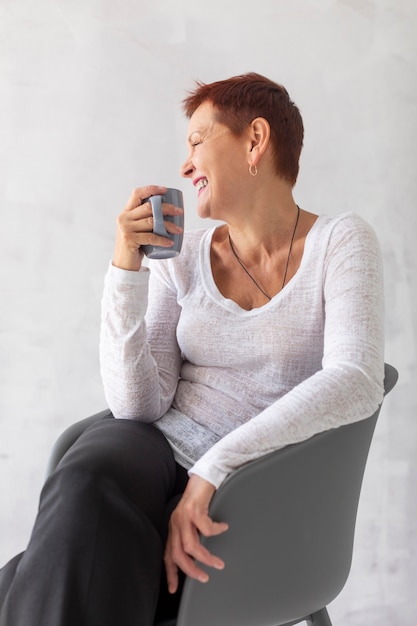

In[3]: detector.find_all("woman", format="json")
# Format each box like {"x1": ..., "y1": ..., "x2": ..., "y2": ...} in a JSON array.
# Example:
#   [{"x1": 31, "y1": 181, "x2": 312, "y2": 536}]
[{"x1": 0, "y1": 73, "x2": 384, "y2": 625}]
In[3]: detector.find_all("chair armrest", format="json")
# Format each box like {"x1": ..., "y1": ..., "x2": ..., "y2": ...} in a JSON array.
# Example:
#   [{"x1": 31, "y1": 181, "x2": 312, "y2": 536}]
[{"x1": 383, "y1": 362, "x2": 398, "y2": 395}]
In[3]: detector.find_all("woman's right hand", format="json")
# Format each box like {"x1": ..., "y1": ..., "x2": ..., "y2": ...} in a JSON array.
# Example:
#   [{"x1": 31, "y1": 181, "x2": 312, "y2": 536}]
[{"x1": 113, "y1": 186, "x2": 184, "y2": 271}]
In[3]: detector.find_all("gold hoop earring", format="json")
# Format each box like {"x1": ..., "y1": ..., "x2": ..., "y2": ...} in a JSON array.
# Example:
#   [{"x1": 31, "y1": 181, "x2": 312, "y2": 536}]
[{"x1": 249, "y1": 164, "x2": 258, "y2": 176}]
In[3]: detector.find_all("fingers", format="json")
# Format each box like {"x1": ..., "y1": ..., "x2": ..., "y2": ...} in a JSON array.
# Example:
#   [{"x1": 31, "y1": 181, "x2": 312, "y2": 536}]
[
  {"x1": 165, "y1": 523, "x2": 210, "y2": 594},
  {"x1": 197, "y1": 516, "x2": 230, "y2": 538},
  {"x1": 125, "y1": 185, "x2": 168, "y2": 211},
  {"x1": 178, "y1": 518, "x2": 226, "y2": 571},
  {"x1": 113, "y1": 186, "x2": 183, "y2": 271},
  {"x1": 165, "y1": 519, "x2": 225, "y2": 594},
  {"x1": 164, "y1": 551, "x2": 180, "y2": 594},
  {"x1": 127, "y1": 202, "x2": 183, "y2": 236},
  {"x1": 164, "y1": 481, "x2": 229, "y2": 594}
]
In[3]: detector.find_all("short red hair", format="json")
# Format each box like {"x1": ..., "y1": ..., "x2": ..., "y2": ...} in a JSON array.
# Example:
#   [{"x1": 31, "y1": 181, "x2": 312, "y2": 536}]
[{"x1": 183, "y1": 73, "x2": 304, "y2": 186}]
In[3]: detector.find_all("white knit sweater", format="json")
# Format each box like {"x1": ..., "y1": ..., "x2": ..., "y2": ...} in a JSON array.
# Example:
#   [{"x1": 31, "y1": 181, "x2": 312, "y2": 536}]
[{"x1": 100, "y1": 212, "x2": 385, "y2": 488}]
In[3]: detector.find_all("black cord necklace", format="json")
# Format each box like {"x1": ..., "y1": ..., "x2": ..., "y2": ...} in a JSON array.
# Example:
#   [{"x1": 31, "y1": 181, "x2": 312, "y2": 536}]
[{"x1": 228, "y1": 205, "x2": 301, "y2": 301}]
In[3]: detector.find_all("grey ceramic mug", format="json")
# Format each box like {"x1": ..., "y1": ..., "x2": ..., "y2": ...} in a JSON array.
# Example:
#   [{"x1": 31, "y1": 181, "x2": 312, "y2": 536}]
[{"x1": 141, "y1": 188, "x2": 184, "y2": 259}]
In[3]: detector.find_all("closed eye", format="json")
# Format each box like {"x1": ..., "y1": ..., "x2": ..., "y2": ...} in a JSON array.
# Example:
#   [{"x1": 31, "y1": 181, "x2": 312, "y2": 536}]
[{"x1": 188, "y1": 131, "x2": 203, "y2": 148}]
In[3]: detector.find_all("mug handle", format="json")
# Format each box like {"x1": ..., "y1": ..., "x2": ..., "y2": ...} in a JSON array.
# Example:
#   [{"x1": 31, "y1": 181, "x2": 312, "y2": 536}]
[{"x1": 149, "y1": 195, "x2": 169, "y2": 237}]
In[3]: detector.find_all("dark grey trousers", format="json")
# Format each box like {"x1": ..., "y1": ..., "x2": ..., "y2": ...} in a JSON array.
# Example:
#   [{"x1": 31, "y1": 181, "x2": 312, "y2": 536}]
[{"x1": 0, "y1": 418, "x2": 188, "y2": 626}]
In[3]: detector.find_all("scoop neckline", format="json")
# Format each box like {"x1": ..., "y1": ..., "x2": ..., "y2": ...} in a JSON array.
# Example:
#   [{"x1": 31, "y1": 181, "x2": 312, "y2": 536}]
[{"x1": 199, "y1": 215, "x2": 325, "y2": 314}]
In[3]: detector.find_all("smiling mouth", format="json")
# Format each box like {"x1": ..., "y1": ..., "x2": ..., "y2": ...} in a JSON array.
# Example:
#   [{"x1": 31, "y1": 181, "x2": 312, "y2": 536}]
[{"x1": 195, "y1": 178, "x2": 208, "y2": 193}]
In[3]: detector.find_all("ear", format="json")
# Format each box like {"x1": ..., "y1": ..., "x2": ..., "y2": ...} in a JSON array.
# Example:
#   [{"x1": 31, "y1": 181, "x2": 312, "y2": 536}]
[{"x1": 247, "y1": 117, "x2": 270, "y2": 166}]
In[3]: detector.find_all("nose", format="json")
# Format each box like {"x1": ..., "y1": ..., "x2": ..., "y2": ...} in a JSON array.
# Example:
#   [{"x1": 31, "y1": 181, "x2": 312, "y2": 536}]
[{"x1": 180, "y1": 153, "x2": 194, "y2": 179}]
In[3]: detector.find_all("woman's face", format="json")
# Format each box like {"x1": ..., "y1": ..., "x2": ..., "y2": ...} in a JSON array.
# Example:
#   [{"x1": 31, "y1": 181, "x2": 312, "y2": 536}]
[{"x1": 181, "y1": 101, "x2": 250, "y2": 221}]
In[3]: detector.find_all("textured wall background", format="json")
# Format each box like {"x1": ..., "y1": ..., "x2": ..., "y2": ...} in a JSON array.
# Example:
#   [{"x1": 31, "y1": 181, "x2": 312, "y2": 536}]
[{"x1": 1, "y1": 0, "x2": 416, "y2": 622}]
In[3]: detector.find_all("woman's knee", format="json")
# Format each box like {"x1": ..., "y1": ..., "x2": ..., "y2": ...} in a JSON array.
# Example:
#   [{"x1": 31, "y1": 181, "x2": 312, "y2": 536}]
[
  {"x1": 48, "y1": 419, "x2": 177, "y2": 524},
  {"x1": 58, "y1": 418, "x2": 174, "y2": 478}
]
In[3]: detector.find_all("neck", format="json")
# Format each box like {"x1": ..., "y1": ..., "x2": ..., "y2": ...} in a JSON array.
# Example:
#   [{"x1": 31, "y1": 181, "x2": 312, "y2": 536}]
[
  {"x1": 228, "y1": 204, "x2": 300, "y2": 295},
  {"x1": 227, "y1": 184, "x2": 300, "y2": 262}
]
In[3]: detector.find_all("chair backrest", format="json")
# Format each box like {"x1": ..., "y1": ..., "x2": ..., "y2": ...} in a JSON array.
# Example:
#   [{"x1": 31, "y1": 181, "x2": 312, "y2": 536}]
[{"x1": 176, "y1": 364, "x2": 398, "y2": 626}]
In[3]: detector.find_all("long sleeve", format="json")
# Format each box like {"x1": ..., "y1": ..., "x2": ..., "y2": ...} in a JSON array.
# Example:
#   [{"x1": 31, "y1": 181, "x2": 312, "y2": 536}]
[{"x1": 99, "y1": 263, "x2": 183, "y2": 421}]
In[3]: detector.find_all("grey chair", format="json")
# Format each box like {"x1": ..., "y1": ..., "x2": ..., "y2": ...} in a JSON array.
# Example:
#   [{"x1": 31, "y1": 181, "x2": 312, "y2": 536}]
[{"x1": 46, "y1": 363, "x2": 398, "y2": 626}]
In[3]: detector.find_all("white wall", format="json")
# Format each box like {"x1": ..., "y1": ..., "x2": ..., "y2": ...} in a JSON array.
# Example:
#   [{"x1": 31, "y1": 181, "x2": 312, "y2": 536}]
[{"x1": 1, "y1": 0, "x2": 416, "y2": 622}]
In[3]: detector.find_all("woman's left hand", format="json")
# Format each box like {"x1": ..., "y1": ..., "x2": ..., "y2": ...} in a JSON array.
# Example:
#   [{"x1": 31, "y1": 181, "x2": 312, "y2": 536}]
[{"x1": 164, "y1": 475, "x2": 229, "y2": 594}]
